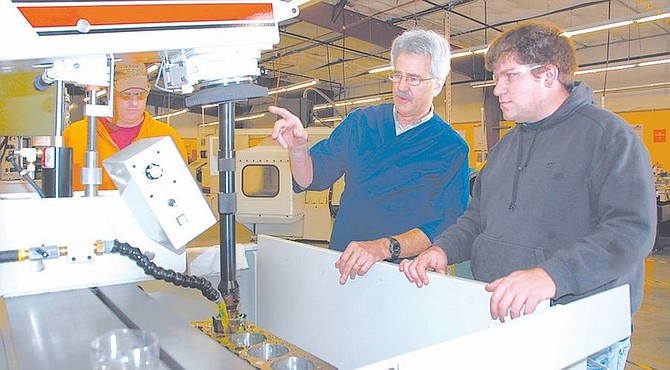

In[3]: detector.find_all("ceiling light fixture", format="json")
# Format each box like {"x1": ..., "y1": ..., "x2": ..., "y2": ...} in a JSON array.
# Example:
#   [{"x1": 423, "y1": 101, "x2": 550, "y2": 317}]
[
  {"x1": 562, "y1": 20, "x2": 634, "y2": 38},
  {"x1": 470, "y1": 81, "x2": 496, "y2": 89},
  {"x1": 268, "y1": 79, "x2": 319, "y2": 95},
  {"x1": 637, "y1": 11, "x2": 670, "y2": 23},
  {"x1": 313, "y1": 95, "x2": 388, "y2": 110},
  {"x1": 561, "y1": 8, "x2": 670, "y2": 38},
  {"x1": 154, "y1": 108, "x2": 189, "y2": 120},
  {"x1": 367, "y1": 9, "x2": 668, "y2": 75},
  {"x1": 470, "y1": 58, "x2": 670, "y2": 88},
  {"x1": 368, "y1": 65, "x2": 393, "y2": 74},
  {"x1": 593, "y1": 81, "x2": 670, "y2": 94},
  {"x1": 235, "y1": 113, "x2": 267, "y2": 122},
  {"x1": 198, "y1": 113, "x2": 267, "y2": 127},
  {"x1": 575, "y1": 64, "x2": 636, "y2": 75},
  {"x1": 639, "y1": 58, "x2": 670, "y2": 67},
  {"x1": 576, "y1": 58, "x2": 670, "y2": 75},
  {"x1": 146, "y1": 64, "x2": 159, "y2": 75},
  {"x1": 316, "y1": 117, "x2": 343, "y2": 123}
]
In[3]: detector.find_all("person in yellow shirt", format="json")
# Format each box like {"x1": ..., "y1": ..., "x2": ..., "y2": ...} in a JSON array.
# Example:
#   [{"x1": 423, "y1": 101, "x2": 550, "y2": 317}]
[{"x1": 64, "y1": 62, "x2": 188, "y2": 191}]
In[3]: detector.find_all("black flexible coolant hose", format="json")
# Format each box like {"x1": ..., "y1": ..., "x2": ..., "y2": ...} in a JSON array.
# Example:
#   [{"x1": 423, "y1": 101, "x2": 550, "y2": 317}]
[
  {"x1": 0, "y1": 250, "x2": 19, "y2": 264},
  {"x1": 111, "y1": 240, "x2": 220, "y2": 302}
]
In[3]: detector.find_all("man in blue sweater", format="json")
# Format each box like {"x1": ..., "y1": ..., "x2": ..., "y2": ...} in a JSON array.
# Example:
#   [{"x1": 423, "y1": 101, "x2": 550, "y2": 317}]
[
  {"x1": 269, "y1": 29, "x2": 470, "y2": 285},
  {"x1": 401, "y1": 22, "x2": 656, "y2": 370}
]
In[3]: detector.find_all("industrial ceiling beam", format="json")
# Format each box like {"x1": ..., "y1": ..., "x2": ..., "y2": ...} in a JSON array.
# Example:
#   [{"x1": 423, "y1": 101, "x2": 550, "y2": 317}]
[
  {"x1": 296, "y1": 1, "x2": 482, "y2": 80},
  {"x1": 298, "y1": 2, "x2": 403, "y2": 49}
]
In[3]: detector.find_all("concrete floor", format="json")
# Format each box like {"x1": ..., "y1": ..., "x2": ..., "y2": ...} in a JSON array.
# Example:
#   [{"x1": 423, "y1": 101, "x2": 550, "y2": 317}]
[{"x1": 627, "y1": 244, "x2": 670, "y2": 370}]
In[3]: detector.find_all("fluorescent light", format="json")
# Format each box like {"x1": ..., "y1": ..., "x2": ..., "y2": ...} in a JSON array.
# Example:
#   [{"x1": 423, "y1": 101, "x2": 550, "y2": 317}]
[
  {"x1": 367, "y1": 46, "x2": 489, "y2": 74},
  {"x1": 154, "y1": 108, "x2": 189, "y2": 120},
  {"x1": 576, "y1": 58, "x2": 670, "y2": 75},
  {"x1": 636, "y1": 12, "x2": 670, "y2": 23},
  {"x1": 638, "y1": 58, "x2": 670, "y2": 67},
  {"x1": 82, "y1": 89, "x2": 108, "y2": 102},
  {"x1": 575, "y1": 64, "x2": 636, "y2": 75},
  {"x1": 235, "y1": 113, "x2": 266, "y2": 122},
  {"x1": 198, "y1": 113, "x2": 267, "y2": 127},
  {"x1": 368, "y1": 65, "x2": 393, "y2": 74},
  {"x1": 470, "y1": 81, "x2": 495, "y2": 88},
  {"x1": 313, "y1": 96, "x2": 386, "y2": 110},
  {"x1": 470, "y1": 58, "x2": 670, "y2": 88},
  {"x1": 317, "y1": 117, "x2": 343, "y2": 123},
  {"x1": 562, "y1": 20, "x2": 634, "y2": 38},
  {"x1": 268, "y1": 79, "x2": 319, "y2": 95},
  {"x1": 333, "y1": 97, "x2": 381, "y2": 107},
  {"x1": 450, "y1": 50, "x2": 474, "y2": 59},
  {"x1": 593, "y1": 81, "x2": 670, "y2": 94},
  {"x1": 368, "y1": 9, "x2": 668, "y2": 76},
  {"x1": 562, "y1": 9, "x2": 670, "y2": 38}
]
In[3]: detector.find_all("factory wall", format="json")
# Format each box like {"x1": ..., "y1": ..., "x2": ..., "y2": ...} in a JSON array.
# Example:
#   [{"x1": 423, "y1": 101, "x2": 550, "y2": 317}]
[
  {"x1": 449, "y1": 109, "x2": 670, "y2": 173},
  {"x1": 619, "y1": 109, "x2": 670, "y2": 170},
  {"x1": 451, "y1": 122, "x2": 483, "y2": 170},
  {"x1": 168, "y1": 106, "x2": 670, "y2": 173}
]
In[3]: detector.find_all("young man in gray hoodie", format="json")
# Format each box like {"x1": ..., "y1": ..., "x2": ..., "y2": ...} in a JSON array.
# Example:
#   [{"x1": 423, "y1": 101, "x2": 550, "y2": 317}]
[{"x1": 400, "y1": 21, "x2": 656, "y2": 370}]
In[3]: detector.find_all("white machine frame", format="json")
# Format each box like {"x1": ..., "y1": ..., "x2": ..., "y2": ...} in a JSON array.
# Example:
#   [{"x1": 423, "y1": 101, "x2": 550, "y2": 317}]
[
  {"x1": 253, "y1": 235, "x2": 631, "y2": 370},
  {"x1": 0, "y1": 194, "x2": 186, "y2": 297}
]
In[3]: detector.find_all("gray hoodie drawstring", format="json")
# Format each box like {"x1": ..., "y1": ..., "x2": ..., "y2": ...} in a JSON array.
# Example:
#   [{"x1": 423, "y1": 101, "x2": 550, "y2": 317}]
[{"x1": 509, "y1": 122, "x2": 544, "y2": 211}]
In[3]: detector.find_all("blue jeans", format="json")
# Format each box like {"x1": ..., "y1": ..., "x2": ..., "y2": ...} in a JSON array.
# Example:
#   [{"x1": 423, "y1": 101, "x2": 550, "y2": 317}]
[{"x1": 586, "y1": 336, "x2": 631, "y2": 370}]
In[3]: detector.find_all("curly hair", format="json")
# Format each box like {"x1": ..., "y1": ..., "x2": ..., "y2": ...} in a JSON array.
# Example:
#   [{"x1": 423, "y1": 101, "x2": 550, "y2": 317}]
[
  {"x1": 485, "y1": 21, "x2": 577, "y2": 88},
  {"x1": 390, "y1": 29, "x2": 451, "y2": 82}
]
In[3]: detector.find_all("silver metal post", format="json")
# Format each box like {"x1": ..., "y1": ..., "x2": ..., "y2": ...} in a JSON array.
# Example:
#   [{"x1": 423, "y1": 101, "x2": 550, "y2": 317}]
[
  {"x1": 217, "y1": 101, "x2": 239, "y2": 331},
  {"x1": 83, "y1": 89, "x2": 101, "y2": 197}
]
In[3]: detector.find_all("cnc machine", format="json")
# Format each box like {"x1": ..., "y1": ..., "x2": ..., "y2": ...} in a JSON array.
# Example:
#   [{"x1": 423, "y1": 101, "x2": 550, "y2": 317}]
[
  {"x1": 0, "y1": 1, "x2": 335, "y2": 369},
  {"x1": 197, "y1": 127, "x2": 344, "y2": 243}
]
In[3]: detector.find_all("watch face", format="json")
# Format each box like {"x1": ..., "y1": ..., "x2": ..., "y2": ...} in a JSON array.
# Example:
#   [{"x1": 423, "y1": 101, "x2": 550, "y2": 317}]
[{"x1": 390, "y1": 238, "x2": 401, "y2": 259}]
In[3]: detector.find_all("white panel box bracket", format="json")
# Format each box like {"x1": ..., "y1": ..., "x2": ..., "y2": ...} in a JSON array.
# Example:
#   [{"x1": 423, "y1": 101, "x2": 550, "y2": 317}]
[{"x1": 104, "y1": 136, "x2": 216, "y2": 252}]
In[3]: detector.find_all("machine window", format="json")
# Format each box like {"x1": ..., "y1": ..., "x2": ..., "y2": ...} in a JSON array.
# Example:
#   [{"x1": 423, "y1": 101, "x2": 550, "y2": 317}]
[{"x1": 242, "y1": 165, "x2": 280, "y2": 197}]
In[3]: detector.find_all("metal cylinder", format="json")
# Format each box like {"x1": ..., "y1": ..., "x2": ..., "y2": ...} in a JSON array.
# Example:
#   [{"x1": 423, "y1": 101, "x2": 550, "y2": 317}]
[
  {"x1": 41, "y1": 146, "x2": 72, "y2": 198},
  {"x1": 84, "y1": 89, "x2": 99, "y2": 197},
  {"x1": 217, "y1": 101, "x2": 237, "y2": 295}
]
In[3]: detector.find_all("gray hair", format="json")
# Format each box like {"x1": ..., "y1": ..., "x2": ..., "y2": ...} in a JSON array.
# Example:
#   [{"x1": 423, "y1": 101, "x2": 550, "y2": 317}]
[{"x1": 390, "y1": 29, "x2": 451, "y2": 81}]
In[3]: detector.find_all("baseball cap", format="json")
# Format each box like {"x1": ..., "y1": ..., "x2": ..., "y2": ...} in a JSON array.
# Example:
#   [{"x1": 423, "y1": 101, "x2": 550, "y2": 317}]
[{"x1": 115, "y1": 63, "x2": 149, "y2": 92}]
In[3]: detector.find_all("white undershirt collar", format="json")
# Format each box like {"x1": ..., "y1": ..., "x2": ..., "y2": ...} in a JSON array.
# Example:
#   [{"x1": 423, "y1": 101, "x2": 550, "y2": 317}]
[{"x1": 393, "y1": 105, "x2": 434, "y2": 135}]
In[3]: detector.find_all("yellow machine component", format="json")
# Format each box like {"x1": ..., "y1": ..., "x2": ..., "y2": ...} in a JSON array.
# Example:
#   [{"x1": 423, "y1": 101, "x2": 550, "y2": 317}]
[
  {"x1": 192, "y1": 319, "x2": 336, "y2": 370},
  {"x1": 17, "y1": 249, "x2": 29, "y2": 262},
  {"x1": 0, "y1": 71, "x2": 55, "y2": 136}
]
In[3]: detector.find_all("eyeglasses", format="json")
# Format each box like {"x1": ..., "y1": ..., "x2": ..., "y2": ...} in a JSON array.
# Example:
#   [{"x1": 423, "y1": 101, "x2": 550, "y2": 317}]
[
  {"x1": 492, "y1": 64, "x2": 543, "y2": 85},
  {"x1": 388, "y1": 72, "x2": 435, "y2": 86},
  {"x1": 117, "y1": 90, "x2": 149, "y2": 101}
]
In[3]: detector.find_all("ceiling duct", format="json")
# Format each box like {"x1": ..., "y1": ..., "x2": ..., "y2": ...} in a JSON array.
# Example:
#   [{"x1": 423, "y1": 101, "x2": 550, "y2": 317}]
[{"x1": 296, "y1": 1, "x2": 485, "y2": 80}]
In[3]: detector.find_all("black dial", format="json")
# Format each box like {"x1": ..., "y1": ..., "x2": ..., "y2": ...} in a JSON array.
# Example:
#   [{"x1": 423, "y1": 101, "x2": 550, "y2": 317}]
[
  {"x1": 389, "y1": 237, "x2": 401, "y2": 260},
  {"x1": 145, "y1": 163, "x2": 163, "y2": 180}
]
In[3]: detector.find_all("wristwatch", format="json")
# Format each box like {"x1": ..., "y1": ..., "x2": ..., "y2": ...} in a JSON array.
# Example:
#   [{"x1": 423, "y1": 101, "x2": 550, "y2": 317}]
[{"x1": 388, "y1": 237, "x2": 401, "y2": 260}]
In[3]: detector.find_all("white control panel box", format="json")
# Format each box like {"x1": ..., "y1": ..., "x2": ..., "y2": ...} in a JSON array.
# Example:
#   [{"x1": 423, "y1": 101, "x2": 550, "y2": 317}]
[{"x1": 104, "y1": 136, "x2": 216, "y2": 252}]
